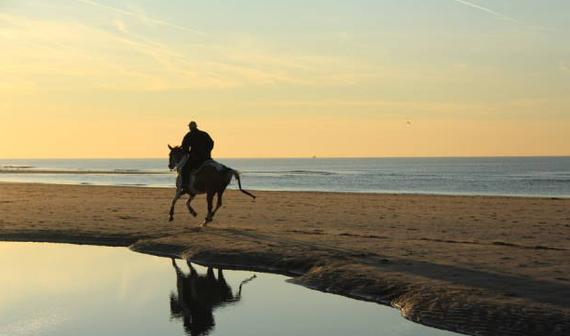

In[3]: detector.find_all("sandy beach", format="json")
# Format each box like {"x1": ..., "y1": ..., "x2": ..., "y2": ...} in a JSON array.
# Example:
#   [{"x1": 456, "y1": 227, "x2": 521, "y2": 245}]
[{"x1": 1, "y1": 182, "x2": 569, "y2": 335}]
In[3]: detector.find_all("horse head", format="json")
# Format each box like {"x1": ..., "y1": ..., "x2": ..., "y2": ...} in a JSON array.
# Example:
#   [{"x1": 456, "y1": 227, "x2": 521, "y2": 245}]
[{"x1": 168, "y1": 144, "x2": 186, "y2": 170}]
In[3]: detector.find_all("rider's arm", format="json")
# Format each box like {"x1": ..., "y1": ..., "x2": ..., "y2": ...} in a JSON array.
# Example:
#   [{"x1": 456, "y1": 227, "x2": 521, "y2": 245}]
[
  {"x1": 181, "y1": 132, "x2": 192, "y2": 152},
  {"x1": 207, "y1": 133, "x2": 214, "y2": 151}
]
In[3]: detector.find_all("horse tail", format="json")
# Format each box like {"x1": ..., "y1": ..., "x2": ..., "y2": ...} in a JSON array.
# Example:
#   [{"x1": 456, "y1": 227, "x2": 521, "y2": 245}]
[
  {"x1": 232, "y1": 170, "x2": 256, "y2": 199},
  {"x1": 234, "y1": 274, "x2": 257, "y2": 300}
]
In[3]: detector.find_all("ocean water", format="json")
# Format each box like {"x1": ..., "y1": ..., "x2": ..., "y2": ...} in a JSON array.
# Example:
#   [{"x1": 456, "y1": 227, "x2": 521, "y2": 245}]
[{"x1": 0, "y1": 157, "x2": 569, "y2": 197}]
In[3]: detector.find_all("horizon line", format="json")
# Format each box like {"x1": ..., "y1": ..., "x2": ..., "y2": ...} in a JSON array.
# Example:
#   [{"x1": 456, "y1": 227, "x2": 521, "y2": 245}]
[{"x1": 1, "y1": 155, "x2": 569, "y2": 160}]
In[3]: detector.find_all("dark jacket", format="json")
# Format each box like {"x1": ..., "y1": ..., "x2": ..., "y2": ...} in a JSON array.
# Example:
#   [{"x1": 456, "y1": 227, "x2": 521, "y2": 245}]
[{"x1": 181, "y1": 129, "x2": 214, "y2": 163}]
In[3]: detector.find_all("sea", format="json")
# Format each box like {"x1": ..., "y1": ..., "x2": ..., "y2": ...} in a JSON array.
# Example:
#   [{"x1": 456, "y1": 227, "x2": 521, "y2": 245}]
[{"x1": 0, "y1": 157, "x2": 569, "y2": 198}]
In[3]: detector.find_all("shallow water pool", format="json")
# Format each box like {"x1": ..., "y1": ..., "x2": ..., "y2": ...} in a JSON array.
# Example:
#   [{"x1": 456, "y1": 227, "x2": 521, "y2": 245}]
[{"x1": 0, "y1": 242, "x2": 461, "y2": 336}]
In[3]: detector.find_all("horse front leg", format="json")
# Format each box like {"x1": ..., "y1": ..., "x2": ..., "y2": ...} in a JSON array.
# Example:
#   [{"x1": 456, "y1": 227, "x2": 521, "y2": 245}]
[
  {"x1": 203, "y1": 191, "x2": 215, "y2": 226},
  {"x1": 169, "y1": 191, "x2": 183, "y2": 222},
  {"x1": 186, "y1": 194, "x2": 197, "y2": 217}
]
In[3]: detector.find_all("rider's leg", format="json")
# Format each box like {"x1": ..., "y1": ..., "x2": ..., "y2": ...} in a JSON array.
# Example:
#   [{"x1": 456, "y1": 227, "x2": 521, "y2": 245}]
[
  {"x1": 181, "y1": 166, "x2": 189, "y2": 191},
  {"x1": 182, "y1": 154, "x2": 197, "y2": 191}
]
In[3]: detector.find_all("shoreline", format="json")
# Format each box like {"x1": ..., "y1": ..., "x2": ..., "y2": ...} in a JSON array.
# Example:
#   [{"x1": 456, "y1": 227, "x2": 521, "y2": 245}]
[
  {"x1": 1, "y1": 183, "x2": 569, "y2": 335},
  {"x1": 1, "y1": 180, "x2": 569, "y2": 199}
]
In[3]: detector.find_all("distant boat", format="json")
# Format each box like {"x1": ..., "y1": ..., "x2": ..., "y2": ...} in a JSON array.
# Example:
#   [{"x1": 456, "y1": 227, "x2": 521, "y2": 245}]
[{"x1": 312, "y1": 155, "x2": 317, "y2": 159}]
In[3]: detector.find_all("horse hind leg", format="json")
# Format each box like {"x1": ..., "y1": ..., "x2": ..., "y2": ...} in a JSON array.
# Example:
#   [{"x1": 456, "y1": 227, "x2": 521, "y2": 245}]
[
  {"x1": 211, "y1": 190, "x2": 224, "y2": 217},
  {"x1": 203, "y1": 191, "x2": 215, "y2": 227},
  {"x1": 186, "y1": 194, "x2": 197, "y2": 217}
]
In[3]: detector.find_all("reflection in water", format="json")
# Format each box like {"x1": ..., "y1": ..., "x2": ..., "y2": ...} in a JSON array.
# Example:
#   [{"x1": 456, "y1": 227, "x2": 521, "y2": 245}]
[
  {"x1": 170, "y1": 258, "x2": 256, "y2": 336},
  {"x1": 0, "y1": 243, "x2": 462, "y2": 336}
]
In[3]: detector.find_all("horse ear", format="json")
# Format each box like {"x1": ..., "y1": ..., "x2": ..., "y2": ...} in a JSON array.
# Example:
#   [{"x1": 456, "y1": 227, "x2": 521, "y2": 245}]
[{"x1": 168, "y1": 144, "x2": 173, "y2": 150}]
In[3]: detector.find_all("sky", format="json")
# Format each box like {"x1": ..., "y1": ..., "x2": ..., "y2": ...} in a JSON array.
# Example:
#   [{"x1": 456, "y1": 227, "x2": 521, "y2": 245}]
[{"x1": 0, "y1": 0, "x2": 569, "y2": 158}]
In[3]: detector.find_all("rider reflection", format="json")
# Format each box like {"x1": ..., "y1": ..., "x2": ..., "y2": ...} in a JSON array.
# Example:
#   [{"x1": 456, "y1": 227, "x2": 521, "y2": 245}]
[{"x1": 170, "y1": 258, "x2": 256, "y2": 336}]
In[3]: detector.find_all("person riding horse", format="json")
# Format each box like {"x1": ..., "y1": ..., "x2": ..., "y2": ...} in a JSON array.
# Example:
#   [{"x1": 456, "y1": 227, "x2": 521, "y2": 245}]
[
  {"x1": 168, "y1": 122, "x2": 254, "y2": 224},
  {"x1": 181, "y1": 121, "x2": 214, "y2": 191}
]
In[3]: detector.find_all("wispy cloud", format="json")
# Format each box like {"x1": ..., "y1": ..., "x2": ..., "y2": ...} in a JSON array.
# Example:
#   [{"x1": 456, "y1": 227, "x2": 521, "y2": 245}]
[
  {"x1": 74, "y1": 0, "x2": 204, "y2": 35},
  {"x1": 1, "y1": 13, "x2": 375, "y2": 92},
  {"x1": 450, "y1": 0, "x2": 519, "y2": 23}
]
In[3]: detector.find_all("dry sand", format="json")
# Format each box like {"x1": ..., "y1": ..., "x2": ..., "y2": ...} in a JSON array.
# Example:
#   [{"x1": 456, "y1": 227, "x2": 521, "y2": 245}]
[{"x1": 0, "y1": 182, "x2": 569, "y2": 335}]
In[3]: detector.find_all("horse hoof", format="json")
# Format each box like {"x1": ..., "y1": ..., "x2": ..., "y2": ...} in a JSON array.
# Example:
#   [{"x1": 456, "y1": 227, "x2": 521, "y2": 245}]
[
  {"x1": 169, "y1": 217, "x2": 174, "y2": 222},
  {"x1": 190, "y1": 211, "x2": 197, "y2": 217}
]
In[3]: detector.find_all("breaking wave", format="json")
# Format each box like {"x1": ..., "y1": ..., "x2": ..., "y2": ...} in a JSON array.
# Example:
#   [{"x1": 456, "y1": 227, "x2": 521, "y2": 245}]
[
  {"x1": 245, "y1": 170, "x2": 337, "y2": 176},
  {"x1": 0, "y1": 168, "x2": 168, "y2": 175}
]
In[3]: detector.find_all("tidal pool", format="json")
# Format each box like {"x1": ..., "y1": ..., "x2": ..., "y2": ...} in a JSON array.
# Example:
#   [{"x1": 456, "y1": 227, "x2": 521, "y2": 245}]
[{"x1": 0, "y1": 242, "x2": 461, "y2": 336}]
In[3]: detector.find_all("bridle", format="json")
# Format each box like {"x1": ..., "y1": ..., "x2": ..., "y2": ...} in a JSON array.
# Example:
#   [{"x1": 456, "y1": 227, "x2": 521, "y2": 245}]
[{"x1": 169, "y1": 148, "x2": 188, "y2": 172}]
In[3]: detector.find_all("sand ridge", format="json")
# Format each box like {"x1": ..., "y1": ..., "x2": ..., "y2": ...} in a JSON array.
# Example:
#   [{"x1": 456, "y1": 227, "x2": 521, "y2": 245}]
[{"x1": 1, "y1": 182, "x2": 569, "y2": 335}]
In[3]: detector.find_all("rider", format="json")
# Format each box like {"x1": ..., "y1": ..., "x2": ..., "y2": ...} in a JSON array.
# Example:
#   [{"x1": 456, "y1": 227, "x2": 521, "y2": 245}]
[{"x1": 180, "y1": 121, "x2": 214, "y2": 189}]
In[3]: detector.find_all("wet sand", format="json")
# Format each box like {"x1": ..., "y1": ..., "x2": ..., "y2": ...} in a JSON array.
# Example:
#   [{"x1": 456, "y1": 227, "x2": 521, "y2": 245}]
[{"x1": 1, "y1": 182, "x2": 569, "y2": 335}]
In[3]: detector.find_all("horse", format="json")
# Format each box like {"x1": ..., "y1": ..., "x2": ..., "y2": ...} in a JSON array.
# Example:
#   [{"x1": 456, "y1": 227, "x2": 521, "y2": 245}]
[{"x1": 168, "y1": 145, "x2": 256, "y2": 225}]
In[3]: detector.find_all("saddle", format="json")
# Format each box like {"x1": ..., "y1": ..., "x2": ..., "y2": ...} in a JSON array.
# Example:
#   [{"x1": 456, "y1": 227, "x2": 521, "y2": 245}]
[{"x1": 192, "y1": 159, "x2": 228, "y2": 175}]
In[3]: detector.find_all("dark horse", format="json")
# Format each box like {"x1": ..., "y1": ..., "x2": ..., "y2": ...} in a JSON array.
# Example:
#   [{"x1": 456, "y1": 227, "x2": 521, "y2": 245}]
[{"x1": 168, "y1": 145, "x2": 256, "y2": 225}]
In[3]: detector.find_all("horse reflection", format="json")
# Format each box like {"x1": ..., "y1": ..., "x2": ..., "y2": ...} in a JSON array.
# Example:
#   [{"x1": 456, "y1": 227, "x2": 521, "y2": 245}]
[{"x1": 170, "y1": 258, "x2": 256, "y2": 336}]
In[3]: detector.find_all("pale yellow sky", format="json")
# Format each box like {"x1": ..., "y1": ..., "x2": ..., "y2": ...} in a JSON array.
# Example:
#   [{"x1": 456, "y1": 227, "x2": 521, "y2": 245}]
[{"x1": 1, "y1": 0, "x2": 569, "y2": 158}]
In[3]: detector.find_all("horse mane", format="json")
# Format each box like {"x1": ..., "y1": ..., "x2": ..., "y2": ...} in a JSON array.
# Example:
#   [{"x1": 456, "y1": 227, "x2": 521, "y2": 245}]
[{"x1": 170, "y1": 145, "x2": 184, "y2": 152}]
